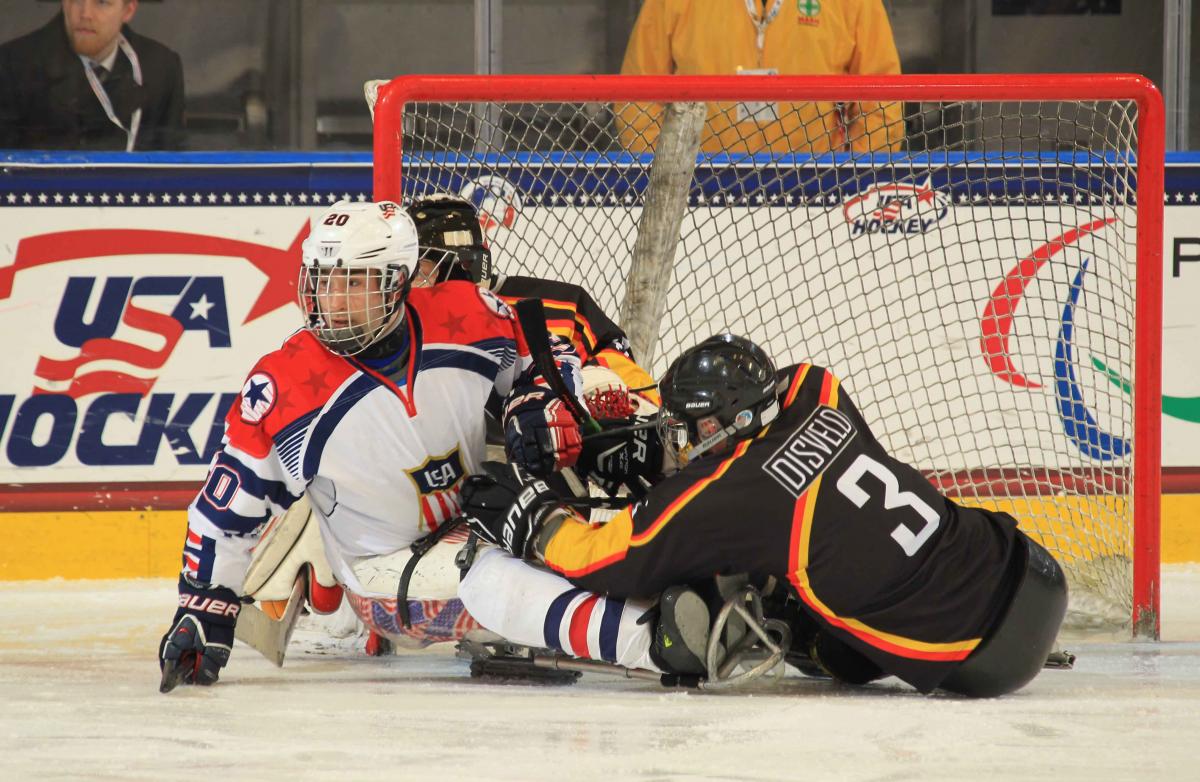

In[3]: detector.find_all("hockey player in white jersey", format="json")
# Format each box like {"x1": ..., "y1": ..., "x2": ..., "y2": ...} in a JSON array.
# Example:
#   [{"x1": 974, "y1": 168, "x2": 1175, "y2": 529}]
[{"x1": 157, "y1": 200, "x2": 659, "y2": 691}]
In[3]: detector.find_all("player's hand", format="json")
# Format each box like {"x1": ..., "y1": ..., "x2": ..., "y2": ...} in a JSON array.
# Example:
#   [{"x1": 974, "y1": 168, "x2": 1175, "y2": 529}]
[
  {"x1": 502, "y1": 384, "x2": 582, "y2": 476},
  {"x1": 158, "y1": 576, "x2": 240, "y2": 693},
  {"x1": 577, "y1": 414, "x2": 664, "y2": 495},
  {"x1": 459, "y1": 461, "x2": 563, "y2": 559}
]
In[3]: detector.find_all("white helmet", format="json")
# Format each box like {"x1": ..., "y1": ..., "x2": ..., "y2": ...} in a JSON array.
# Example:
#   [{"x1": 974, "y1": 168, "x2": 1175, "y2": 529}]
[{"x1": 298, "y1": 200, "x2": 417, "y2": 356}]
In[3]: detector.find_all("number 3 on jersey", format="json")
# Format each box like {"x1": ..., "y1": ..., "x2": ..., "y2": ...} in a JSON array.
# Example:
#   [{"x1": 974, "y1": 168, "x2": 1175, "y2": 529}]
[{"x1": 835, "y1": 454, "x2": 940, "y2": 557}]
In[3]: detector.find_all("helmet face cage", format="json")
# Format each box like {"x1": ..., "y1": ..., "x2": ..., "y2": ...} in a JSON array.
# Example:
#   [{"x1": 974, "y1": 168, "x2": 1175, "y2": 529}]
[
  {"x1": 656, "y1": 407, "x2": 692, "y2": 465},
  {"x1": 450, "y1": 245, "x2": 491, "y2": 283},
  {"x1": 656, "y1": 406, "x2": 748, "y2": 468},
  {"x1": 413, "y1": 246, "x2": 458, "y2": 288},
  {"x1": 413, "y1": 244, "x2": 490, "y2": 287},
  {"x1": 298, "y1": 262, "x2": 409, "y2": 356},
  {"x1": 298, "y1": 200, "x2": 418, "y2": 356}
]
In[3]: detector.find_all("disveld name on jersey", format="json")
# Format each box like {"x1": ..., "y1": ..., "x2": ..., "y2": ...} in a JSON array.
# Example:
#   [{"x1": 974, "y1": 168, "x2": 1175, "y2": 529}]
[{"x1": 762, "y1": 404, "x2": 856, "y2": 498}]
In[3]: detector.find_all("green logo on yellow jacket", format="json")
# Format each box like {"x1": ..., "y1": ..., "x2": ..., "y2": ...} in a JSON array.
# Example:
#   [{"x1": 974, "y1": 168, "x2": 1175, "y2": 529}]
[{"x1": 798, "y1": 0, "x2": 821, "y2": 17}]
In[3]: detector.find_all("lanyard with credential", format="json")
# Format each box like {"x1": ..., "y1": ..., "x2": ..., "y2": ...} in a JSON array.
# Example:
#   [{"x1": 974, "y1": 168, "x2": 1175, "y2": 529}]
[
  {"x1": 81, "y1": 35, "x2": 143, "y2": 152},
  {"x1": 743, "y1": 0, "x2": 784, "y2": 52}
]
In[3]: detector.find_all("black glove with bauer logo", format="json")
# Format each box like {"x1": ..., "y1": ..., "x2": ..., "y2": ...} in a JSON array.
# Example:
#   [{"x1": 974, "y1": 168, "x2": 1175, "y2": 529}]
[{"x1": 158, "y1": 574, "x2": 240, "y2": 693}]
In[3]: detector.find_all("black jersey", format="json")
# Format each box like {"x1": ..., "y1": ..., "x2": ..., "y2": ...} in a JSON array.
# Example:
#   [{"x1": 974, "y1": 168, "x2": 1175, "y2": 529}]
[
  {"x1": 489, "y1": 274, "x2": 626, "y2": 363},
  {"x1": 488, "y1": 274, "x2": 658, "y2": 404},
  {"x1": 542, "y1": 363, "x2": 1024, "y2": 692}
]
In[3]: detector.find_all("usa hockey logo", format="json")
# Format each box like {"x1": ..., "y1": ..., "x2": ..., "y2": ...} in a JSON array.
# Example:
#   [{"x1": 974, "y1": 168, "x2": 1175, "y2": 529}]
[
  {"x1": 32, "y1": 275, "x2": 232, "y2": 397},
  {"x1": 842, "y1": 178, "x2": 949, "y2": 237},
  {"x1": 405, "y1": 447, "x2": 466, "y2": 531},
  {"x1": 460, "y1": 175, "x2": 519, "y2": 234},
  {"x1": 2, "y1": 228, "x2": 302, "y2": 397},
  {"x1": 0, "y1": 227, "x2": 304, "y2": 470},
  {"x1": 239, "y1": 372, "x2": 277, "y2": 423}
]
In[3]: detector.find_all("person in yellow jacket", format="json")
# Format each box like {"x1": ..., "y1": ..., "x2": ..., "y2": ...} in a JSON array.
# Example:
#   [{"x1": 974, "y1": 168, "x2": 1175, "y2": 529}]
[{"x1": 617, "y1": 0, "x2": 904, "y2": 155}]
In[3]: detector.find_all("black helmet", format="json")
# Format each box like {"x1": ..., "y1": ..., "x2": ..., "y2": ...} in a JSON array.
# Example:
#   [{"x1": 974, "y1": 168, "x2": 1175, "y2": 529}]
[
  {"x1": 409, "y1": 195, "x2": 493, "y2": 284},
  {"x1": 657, "y1": 334, "x2": 780, "y2": 466}
]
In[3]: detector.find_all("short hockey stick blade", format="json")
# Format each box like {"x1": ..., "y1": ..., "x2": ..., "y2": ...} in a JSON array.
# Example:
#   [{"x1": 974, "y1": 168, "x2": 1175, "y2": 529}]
[{"x1": 234, "y1": 574, "x2": 306, "y2": 668}]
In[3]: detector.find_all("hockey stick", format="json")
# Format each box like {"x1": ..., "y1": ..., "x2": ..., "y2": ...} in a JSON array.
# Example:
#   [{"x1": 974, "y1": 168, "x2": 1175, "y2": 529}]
[
  {"x1": 513, "y1": 298, "x2": 602, "y2": 434},
  {"x1": 233, "y1": 574, "x2": 306, "y2": 668},
  {"x1": 580, "y1": 418, "x2": 659, "y2": 442}
]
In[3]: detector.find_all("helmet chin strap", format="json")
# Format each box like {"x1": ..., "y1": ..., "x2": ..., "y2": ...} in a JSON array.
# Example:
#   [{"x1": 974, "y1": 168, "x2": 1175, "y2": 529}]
[{"x1": 680, "y1": 408, "x2": 753, "y2": 465}]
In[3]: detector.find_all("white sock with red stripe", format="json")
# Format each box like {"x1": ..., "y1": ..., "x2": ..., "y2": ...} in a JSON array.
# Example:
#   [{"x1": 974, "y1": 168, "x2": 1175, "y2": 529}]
[{"x1": 459, "y1": 547, "x2": 660, "y2": 672}]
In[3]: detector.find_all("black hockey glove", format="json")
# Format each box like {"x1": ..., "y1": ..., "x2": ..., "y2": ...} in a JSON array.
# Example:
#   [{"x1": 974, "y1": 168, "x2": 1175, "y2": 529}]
[
  {"x1": 459, "y1": 461, "x2": 564, "y2": 559},
  {"x1": 502, "y1": 383, "x2": 582, "y2": 477},
  {"x1": 576, "y1": 414, "x2": 664, "y2": 496},
  {"x1": 158, "y1": 575, "x2": 240, "y2": 693}
]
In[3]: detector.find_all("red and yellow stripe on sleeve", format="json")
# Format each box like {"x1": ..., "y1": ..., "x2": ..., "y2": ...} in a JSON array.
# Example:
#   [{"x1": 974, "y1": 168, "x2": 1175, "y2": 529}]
[
  {"x1": 543, "y1": 439, "x2": 754, "y2": 578},
  {"x1": 595, "y1": 349, "x2": 660, "y2": 406},
  {"x1": 543, "y1": 511, "x2": 634, "y2": 578},
  {"x1": 629, "y1": 439, "x2": 752, "y2": 548},
  {"x1": 498, "y1": 294, "x2": 598, "y2": 360},
  {"x1": 784, "y1": 369, "x2": 980, "y2": 662},
  {"x1": 542, "y1": 296, "x2": 598, "y2": 359}
]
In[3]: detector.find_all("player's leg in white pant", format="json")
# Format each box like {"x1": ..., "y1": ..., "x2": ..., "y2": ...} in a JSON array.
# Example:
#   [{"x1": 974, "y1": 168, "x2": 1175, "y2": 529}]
[{"x1": 459, "y1": 547, "x2": 660, "y2": 672}]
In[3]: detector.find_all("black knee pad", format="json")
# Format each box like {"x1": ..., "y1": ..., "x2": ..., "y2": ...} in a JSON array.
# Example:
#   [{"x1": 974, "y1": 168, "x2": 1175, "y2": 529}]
[{"x1": 940, "y1": 536, "x2": 1068, "y2": 698}]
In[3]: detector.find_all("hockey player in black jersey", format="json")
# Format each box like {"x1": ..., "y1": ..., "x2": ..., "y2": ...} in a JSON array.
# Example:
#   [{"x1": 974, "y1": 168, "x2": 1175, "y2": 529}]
[{"x1": 459, "y1": 334, "x2": 1069, "y2": 697}]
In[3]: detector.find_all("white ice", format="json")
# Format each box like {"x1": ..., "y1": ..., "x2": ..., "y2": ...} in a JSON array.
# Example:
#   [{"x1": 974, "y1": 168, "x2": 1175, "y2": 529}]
[{"x1": 3, "y1": 568, "x2": 1199, "y2": 782}]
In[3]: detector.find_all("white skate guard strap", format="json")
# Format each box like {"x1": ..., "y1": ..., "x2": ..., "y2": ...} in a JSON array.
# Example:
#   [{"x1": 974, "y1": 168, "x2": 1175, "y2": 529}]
[{"x1": 349, "y1": 526, "x2": 471, "y2": 603}]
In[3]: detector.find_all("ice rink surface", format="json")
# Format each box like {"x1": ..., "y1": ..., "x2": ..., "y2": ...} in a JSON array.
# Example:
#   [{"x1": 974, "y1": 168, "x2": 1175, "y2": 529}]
[{"x1": 3, "y1": 569, "x2": 1199, "y2": 782}]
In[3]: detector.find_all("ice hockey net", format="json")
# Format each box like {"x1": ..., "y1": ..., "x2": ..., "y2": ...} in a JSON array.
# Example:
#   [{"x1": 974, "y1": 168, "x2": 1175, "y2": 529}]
[{"x1": 368, "y1": 74, "x2": 1164, "y2": 638}]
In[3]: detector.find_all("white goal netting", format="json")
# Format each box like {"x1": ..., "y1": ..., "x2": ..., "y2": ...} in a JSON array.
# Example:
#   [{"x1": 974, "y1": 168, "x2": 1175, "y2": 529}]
[{"x1": 368, "y1": 76, "x2": 1161, "y2": 635}]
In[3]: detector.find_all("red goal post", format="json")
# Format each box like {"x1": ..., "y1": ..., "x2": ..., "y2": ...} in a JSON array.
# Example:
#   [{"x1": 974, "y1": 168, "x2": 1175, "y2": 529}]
[{"x1": 370, "y1": 73, "x2": 1164, "y2": 638}]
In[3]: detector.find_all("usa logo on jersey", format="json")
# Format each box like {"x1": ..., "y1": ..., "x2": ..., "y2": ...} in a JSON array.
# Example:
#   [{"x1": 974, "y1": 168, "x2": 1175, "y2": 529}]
[{"x1": 406, "y1": 447, "x2": 466, "y2": 531}]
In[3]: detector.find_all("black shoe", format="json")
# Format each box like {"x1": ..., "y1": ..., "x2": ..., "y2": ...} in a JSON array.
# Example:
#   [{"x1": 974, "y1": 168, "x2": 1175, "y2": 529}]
[{"x1": 649, "y1": 586, "x2": 710, "y2": 676}]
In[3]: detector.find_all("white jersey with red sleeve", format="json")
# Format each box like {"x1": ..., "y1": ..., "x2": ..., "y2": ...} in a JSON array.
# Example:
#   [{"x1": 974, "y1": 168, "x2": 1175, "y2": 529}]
[{"x1": 181, "y1": 280, "x2": 583, "y2": 598}]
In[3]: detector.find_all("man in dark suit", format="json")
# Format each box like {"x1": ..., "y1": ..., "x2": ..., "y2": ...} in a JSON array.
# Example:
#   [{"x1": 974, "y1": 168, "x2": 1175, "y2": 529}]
[{"x1": 0, "y1": 0, "x2": 185, "y2": 150}]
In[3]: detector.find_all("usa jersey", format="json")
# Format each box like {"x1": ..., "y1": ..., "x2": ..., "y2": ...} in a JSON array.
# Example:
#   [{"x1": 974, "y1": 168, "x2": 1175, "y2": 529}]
[
  {"x1": 540, "y1": 363, "x2": 1023, "y2": 692},
  {"x1": 182, "y1": 281, "x2": 582, "y2": 598}
]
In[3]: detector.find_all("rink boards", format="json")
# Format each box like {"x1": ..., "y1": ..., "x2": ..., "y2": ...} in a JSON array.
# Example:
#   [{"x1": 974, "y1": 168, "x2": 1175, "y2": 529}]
[{"x1": 0, "y1": 152, "x2": 1197, "y2": 576}]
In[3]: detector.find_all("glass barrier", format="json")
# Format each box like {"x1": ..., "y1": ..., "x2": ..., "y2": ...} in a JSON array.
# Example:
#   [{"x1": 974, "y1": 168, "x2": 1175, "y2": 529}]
[{"x1": 0, "y1": 0, "x2": 1189, "y2": 152}]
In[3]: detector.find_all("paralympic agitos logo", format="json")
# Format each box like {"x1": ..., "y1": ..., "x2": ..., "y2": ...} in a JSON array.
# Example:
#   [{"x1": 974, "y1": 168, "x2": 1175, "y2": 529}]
[
  {"x1": 979, "y1": 218, "x2": 1129, "y2": 461},
  {"x1": 0, "y1": 227, "x2": 305, "y2": 469}
]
